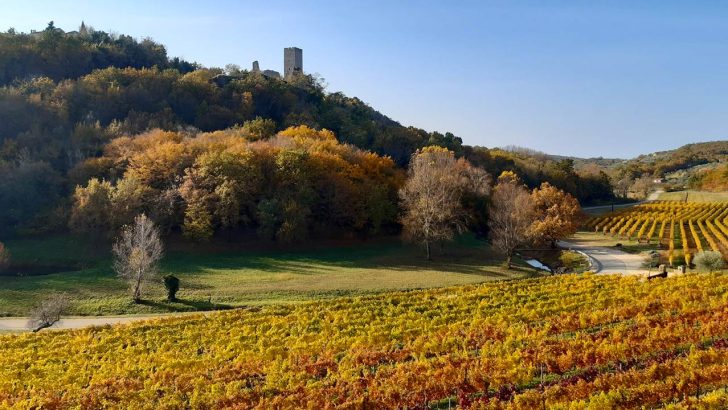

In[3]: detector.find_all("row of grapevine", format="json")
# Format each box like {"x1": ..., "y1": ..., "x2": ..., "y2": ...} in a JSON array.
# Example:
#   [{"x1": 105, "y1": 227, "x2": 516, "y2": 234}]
[
  {"x1": 1, "y1": 274, "x2": 728, "y2": 408},
  {"x1": 587, "y1": 201, "x2": 728, "y2": 261}
]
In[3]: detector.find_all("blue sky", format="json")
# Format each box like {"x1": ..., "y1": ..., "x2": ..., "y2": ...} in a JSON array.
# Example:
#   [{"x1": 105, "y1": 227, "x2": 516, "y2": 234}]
[{"x1": 4, "y1": 0, "x2": 728, "y2": 158}]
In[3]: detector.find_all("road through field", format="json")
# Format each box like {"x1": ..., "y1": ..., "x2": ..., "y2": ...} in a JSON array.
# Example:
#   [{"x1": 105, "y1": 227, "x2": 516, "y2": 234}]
[
  {"x1": 559, "y1": 239, "x2": 645, "y2": 275},
  {"x1": 0, "y1": 313, "x2": 198, "y2": 332}
]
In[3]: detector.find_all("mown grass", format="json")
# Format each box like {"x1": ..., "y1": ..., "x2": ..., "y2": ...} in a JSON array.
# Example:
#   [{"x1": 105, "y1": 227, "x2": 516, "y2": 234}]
[
  {"x1": 0, "y1": 234, "x2": 537, "y2": 316},
  {"x1": 657, "y1": 190, "x2": 728, "y2": 202},
  {"x1": 569, "y1": 231, "x2": 658, "y2": 254},
  {"x1": 581, "y1": 202, "x2": 639, "y2": 217}
]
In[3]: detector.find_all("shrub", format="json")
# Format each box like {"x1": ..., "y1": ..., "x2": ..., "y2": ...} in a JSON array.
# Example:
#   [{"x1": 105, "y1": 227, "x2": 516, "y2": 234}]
[
  {"x1": 163, "y1": 275, "x2": 180, "y2": 301},
  {"x1": 559, "y1": 251, "x2": 588, "y2": 273},
  {"x1": 694, "y1": 251, "x2": 725, "y2": 273}
]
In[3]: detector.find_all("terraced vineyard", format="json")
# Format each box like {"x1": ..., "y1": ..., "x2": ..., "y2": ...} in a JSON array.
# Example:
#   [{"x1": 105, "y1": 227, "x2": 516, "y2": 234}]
[
  {"x1": 587, "y1": 201, "x2": 728, "y2": 264},
  {"x1": 2, "y1": 274, "x2": 728, "y2": 409}
]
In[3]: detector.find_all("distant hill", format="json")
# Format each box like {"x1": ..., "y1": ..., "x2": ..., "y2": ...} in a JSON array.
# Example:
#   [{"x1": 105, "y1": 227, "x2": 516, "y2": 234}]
[{"x1": 623, "y1": 141, "x2": 728, "y2": 177}]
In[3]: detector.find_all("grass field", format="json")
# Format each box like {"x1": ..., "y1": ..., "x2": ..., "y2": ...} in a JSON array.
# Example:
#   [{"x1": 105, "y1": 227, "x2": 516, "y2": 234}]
[
  {"x1": 569, "y1": 230, "x2": 658, "y2": 254},
  {"x1": 581, "y1": 202, "x2": 639, "y2": 216},
  {"x1": 657, "y1": 190, "x2": 728, "y2": 202},
  {"x1": 0, "y1": 234, "x2": 537, "y2": 316}
]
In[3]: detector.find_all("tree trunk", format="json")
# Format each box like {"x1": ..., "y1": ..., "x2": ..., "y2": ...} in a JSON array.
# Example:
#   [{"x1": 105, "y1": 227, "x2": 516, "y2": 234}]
[
  {"x1": 133, "y1": 270, "x2": 143, "y2": 303},
  {"x1": 425, "y1": 240, "x2": 431, "y2": 261},
  {"x1": 506, "y1": 254, "x2": 513, "y2": 269},
  {"x1": 32, "y1": 322, "x2": 53, "y2": 333}
]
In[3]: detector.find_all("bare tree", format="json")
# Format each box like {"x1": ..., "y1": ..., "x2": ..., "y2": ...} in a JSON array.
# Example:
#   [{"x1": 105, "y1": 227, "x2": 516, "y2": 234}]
[
  {"x1": 630, "y1": 175, "x2": 655, "y2": 200},
  {"x1": 614, "y1": 176, "x2": 632, "y2": 199},
  {"x1": 113, "y1": 214, "x2": 164, "y2": 303},
  {"x1": 27, "y1": 294, "x2": 69, "y2": 332},
  {"x1": 488, "y1": 173, "x2": 535, "y2": 268},
  {"x1": 399, "y1": 147, "x2": 490, "y2": 260}
]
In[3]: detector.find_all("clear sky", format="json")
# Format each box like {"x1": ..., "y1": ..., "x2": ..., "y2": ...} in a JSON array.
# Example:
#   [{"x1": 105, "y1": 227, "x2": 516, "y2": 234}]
[{"x1": 4, "y1": 0, "x2": 728, "y2": 158}]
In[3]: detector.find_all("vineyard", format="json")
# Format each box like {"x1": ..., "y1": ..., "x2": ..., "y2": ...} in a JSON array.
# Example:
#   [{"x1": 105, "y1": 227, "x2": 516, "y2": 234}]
[
  {"x1": 2, "y1": 273, "x2": 728, "y2": 409},
  {"x1": 587, "y1": 201, "x2": 728, "y2": 265}
]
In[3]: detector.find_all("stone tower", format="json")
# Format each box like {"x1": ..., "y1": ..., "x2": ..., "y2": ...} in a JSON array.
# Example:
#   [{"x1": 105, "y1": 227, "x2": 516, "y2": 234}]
[{"x1": 284, "y1": 47, "x2": 303, "y2": 79}]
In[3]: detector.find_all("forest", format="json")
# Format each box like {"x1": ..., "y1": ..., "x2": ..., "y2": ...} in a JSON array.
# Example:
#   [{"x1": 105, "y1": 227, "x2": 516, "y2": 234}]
[{"x1": 0, "y1": 23, "x2": 615, "y2": 239}]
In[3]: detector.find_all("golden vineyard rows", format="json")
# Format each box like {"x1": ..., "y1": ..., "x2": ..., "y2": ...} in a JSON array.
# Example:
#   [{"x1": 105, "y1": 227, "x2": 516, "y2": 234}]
[
  {"x1": 587, "y1": 201, "x2": 728, "y2": 265},
  {"x1": 2, "y1": 274, "x2": 728, "y2": 409}
]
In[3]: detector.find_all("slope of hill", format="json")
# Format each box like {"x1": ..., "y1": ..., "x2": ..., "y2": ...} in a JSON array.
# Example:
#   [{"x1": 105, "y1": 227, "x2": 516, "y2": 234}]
[
  {"x1": 0, "y1": 23, "x2": 617, "y2": 237},
  {"x1": 618, "y1": 141, "x2": 728, "y2": 180}
]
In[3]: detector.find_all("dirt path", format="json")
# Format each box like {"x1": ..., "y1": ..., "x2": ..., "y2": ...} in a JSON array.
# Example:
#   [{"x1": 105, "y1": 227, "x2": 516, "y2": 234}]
[
  {"x1": 559, "y1": 240, "x2": 646, "y2": 275},
  {"x1": 646, "y1": 189, "x2": 664, "y2": 201},
  {"x1": 0, "y1": 314, "x2": 195, "y2": 332}
]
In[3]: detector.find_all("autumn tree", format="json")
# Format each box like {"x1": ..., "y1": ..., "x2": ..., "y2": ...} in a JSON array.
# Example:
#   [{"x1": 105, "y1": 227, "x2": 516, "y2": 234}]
[
  {"x1": 399, "y1": 146, "x2": 489, "y2": 259},
  {"x1": 113, "y1": 214, "x2": 164, "y2": 303},
  {"x1": 179, "y1": 147, "x2": 262, "y2": 241},
  {"x1": 529, "y1": 182, "x2": 582, "y2": 247},
  {"x1": 630, "y1": 175, "x2": 655, "y2": 200},
  {"x1": 488, "y1": 172, "x2": 535, "y2": 268}
]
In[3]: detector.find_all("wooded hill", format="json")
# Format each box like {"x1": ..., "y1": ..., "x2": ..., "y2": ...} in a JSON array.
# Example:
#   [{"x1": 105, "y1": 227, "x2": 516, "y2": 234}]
[
  {"x1": 0, "y1": 23, "x2": 614, "y2": 238},
  {"x1": 616, "y1": 141, "x2": 728, "y2": 179},
  {"x1": 597, "y1": 141, "x2": 728, "y2": 191}
]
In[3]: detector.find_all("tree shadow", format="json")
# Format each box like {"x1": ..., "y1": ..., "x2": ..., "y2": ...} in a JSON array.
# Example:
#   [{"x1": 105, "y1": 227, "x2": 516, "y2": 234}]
[{"x1": 138, "y1": 298, "x2": 233, "y2": 312}]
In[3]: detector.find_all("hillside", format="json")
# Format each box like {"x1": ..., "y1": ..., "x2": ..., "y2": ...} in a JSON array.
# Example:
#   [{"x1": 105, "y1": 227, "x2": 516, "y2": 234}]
[
  {"x1": 0, "y1": 21, "x2": 197, "y2": 84},
  {"x1": 2, "y1": 273, "x2": 728, "y2": 408},
  {"x1": 615, "y1": 141, "x2": 728, "y2": 183},
  {"x1": 530, "y1": 141, "x2": 728, "y2": 199},
  {"x1": 0, "y1": 23, "x2": 615, "y2": 238}
]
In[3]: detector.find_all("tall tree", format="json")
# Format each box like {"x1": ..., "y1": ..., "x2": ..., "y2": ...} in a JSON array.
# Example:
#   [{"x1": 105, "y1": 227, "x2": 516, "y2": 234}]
[
  {"x1": 399, "y1": 146, "x2": 489, "y2": 259},
  {"x1": 488, "y1": 172, "x2": 534, "y2": 268},
  {"x1": 529, "y1": 182, "x2": 582, "y2": 247},
  {"x1": 112, "y1": 214, "x2": 164, "y2": 303}
]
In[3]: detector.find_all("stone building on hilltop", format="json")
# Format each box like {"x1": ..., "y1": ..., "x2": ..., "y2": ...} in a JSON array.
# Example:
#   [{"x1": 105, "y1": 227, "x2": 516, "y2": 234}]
[
  {"x1": 212, "y1": 47, "x2": 303, "y2": 87},
  {"x1": 284, "y1": 47, "x2": 303, "y2": 80}
]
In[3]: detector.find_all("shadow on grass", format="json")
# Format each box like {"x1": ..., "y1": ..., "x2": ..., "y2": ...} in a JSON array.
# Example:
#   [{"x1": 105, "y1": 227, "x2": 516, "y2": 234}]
[
  {"x1": 138, "y1": 298, "x2": 234, "y2": 312},
  {"x1": 160, "y1": 236, "x2": 531, "y2": 278}
]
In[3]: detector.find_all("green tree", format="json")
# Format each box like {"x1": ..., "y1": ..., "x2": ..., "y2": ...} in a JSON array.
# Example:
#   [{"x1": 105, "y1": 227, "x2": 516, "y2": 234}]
[
  {"x1": 694, "y1": 251, "x2": 725, "y2": 273},
  {"x1": 242, "y1": 117, "x2": 277, "y2": 141},
  {"x1": 69, "y1": 178, "x2": 113, "y2": 236}
]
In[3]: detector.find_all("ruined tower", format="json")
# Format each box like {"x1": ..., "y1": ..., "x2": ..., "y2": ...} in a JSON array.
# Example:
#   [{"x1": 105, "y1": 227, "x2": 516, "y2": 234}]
[{"x1": 284, "y1": 47, "x2": 303, "y2": 79}]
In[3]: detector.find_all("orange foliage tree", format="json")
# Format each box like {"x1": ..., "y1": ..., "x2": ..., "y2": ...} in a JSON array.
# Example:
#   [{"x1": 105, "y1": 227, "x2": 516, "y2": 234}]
[
  {"x1": 529, "y1": 182, "x2": 583, "y2": 247},
  {"x1": 69, "y1": 126, "x2": 403, "y2": 242}
]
